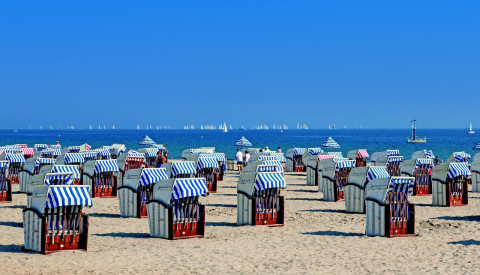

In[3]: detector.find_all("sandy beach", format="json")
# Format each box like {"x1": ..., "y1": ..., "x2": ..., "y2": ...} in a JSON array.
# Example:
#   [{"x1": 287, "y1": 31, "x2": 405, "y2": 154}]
[{"x1": 1, "y1": 170, "x2": 479, "y2": 274}]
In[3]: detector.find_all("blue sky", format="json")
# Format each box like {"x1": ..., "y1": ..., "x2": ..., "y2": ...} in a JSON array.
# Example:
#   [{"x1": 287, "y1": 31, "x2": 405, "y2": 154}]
[{"x1": 1, "y1": 1, "x2": 479, "y2": 129}]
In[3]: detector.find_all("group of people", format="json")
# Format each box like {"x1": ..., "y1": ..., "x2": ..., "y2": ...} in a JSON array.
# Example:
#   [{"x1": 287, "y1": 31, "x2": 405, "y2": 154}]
[
  {"x1": 235, "y1": 146, "x2": 281, "y2": 173},
  {"x1": 156, "y1": 149, "x2": 168, "y2": 168}
]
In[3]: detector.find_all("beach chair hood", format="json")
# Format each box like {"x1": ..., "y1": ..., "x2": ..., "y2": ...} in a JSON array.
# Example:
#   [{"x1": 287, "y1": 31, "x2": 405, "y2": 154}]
[
  {"x1": 151, "y1": 178, "x2": 209, "y2": 207},
  {"x1": 30, "y1": 185, "x2": 92, "y2": 214}
]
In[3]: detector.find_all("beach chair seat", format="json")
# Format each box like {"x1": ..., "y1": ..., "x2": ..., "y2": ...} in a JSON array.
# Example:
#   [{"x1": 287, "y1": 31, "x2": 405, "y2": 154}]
[
  {"x1": 23, "y1": 185, "x2": 92, "y2": 254},
  {"x1": 147, "y1": 178, "x2": 208, "y2": 239},
  {"x1": 237, "y1": 171, "x2": 286, "y2": 226},
  {"x1": 322, "y1": 159, "x2": 356, "y2": 202},
  {"x1": 82, "y1": 160, "x2": 119, "y2": 198},
  {"x1": 365, "y1": 177, "x2": 415, "y2": 237},
  {"x1": 432, "y1": 162, "x2": 470, "y2": 207},
  {"x1": 195, "y1": 155, "x2": 219, "y2": 193},
  {"x1": 118, "y1": 168, "x2": 168, "y2": 218}
]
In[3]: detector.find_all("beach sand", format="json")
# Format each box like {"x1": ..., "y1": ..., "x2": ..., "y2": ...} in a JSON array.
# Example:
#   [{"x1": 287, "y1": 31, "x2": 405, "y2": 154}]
[{"x1": 1, "y1": 171, "x2": 480, "y2": 274}]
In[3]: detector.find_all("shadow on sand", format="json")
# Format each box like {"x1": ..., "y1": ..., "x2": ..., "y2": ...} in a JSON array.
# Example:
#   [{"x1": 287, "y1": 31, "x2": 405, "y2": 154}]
[
  {"x1": 302, "y1": 230, "x2": 363, "y2": 237},
  {"x1": 0, "y1": 221, "x2": 23, "y2": 228},
  {"x1": 206, "y1": 222, "x2": 237, "y2": 227},
  {"x1": 299, "y1": 209, "x2": 345, "y2": 214},
  {"x1": 93, "y1": 232, "x2": 149, "y2": 239},
  {"x1": 448, "y1": 239, "x2": 480, "y2": 246},
  {"x1": 87, "y1": 213, "x2": 121, "y2": 218},
  {"x1": 435, "y1": 215, "x2": 480, "y2": 222},
  {"x1": 207, "y1": 203, "x2": 236, "y2": 208}
]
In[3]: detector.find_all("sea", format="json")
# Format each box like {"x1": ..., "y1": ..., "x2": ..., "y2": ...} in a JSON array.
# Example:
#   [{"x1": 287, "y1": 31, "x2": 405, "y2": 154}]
[{"x1": 0, "y1": 129, "x2": 478, "y2": 161}]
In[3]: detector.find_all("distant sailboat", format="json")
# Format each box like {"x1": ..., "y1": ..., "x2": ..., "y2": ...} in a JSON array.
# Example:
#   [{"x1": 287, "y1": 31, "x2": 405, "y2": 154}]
[
  {"x1": 222, "y1": 122, "x2": 228, "y2": 133},
  {"x1": 89, "y1": 124, "x2": 92, "y2": 130},
  {"x1": 112, "y1": 125, "x2": 115, "y2": 130},
  {"x1": 98, "y1": 125, "x2": 101, "y2": 130},
  {"x1": 344, "y1": 124, "x2": 346, "y2": 129},
  {"x1": 137, "y1": 124, "x2": 140, "y2": 130},
  {"x1": 468, "y1": 122, "x2": 475, "y2": 134}
]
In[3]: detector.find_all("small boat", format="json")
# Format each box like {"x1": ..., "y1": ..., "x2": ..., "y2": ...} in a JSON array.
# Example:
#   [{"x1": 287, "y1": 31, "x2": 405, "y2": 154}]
[
  {"x1": 468, "y1": 122, "x2": 475, "y2": 134},
  {"x1": 222, "y1": 122, "x2": 228, "y2": 133},
  {"x1": 407, "y1": 119, "x2": 426, "y2": 143},
  {"x1": 280, "y1": 130, "x2": 284, "y2": 134}
]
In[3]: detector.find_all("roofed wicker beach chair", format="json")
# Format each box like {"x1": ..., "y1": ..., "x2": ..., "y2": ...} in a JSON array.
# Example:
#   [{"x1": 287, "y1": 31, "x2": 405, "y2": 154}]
[
  {"x1": 187, "y1": 154, "x2": 219, "y2": 193},
  {"x1": 237, "y1": 171, "x2": 286, "y2": 226},
  {"x1": 147, "y1": 178, "x2": 209, "y2": 239},
  {"x1": 471, "y1": 153, "x2": 480, "y2": 192},
  {"x1": 22, "y1": 185, "x2": 92, "y2": 254},
  {"x1": 82, "y1": 159, "x2": 120, "y2": 198},
  {"x1": 5, "y1": 153, "x2": 26, "y2": 184},
  {"x1": 316, "y1": 155, "x2": 337, "y2": 192},
  {"x1": 431, "y1": 162, "x2": 470, "y2": 206},
  {"x1": 0, "y1": 161, "x2": 12, "y2": 203},
  {"x1": 171, "y1": 161, "x2": 196, "y2": 179},
  {"x1": 118, "y1": 168, "x2": 169, "y2": 218},
  {"x1": 285, "y1": 148, "x2": 307, "y2": 172},
  {"x1": 365, "y1": 176, "x2": 415, "y2": 237},
  {"x1": 344, "y1": 166, "x2": 390, "y2": 213},
  {"x1": 322, "y1": 158, "x2": 356, "y2": 202},
  {"x1": 347, "y1": 149, "x2": 369, "y2": 167},
  {"x1": 400, "y1": 158, "x2": 434, "y2": 196},
  {"x1": 26, "y1": 172, "x2": 76, "y2": 207}
]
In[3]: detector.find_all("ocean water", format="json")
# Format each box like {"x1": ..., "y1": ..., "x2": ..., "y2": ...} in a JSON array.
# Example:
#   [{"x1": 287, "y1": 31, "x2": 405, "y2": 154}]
[{"x1": 0, "y1": 129, "x2": 478, "y2": 161}]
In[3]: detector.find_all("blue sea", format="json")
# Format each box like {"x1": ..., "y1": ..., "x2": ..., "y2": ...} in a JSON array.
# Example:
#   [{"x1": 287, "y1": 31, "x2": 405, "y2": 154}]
[{"x1": 0, "y1": 129, "x2": 478, "y2": 161}]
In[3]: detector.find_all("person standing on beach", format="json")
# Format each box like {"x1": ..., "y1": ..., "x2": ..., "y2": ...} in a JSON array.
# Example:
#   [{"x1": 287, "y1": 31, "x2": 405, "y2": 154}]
[
  {"x1": 277, "y1": 147, "x2": 282, "y2": 153},
  {"x1": 236, "y1": 148, "x2": 244, "y2": 174},
  {"x1": 244, "y1": 150, "x2": 250, "y2": 166},
  {"x1": 156, "y1": 151, "x2": 166, "y2": 168}
]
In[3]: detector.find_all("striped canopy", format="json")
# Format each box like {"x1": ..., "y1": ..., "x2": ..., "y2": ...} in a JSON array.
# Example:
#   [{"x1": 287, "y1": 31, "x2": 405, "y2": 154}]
[
  {"x1": 308, "y1": 148, "x2": 324, "y2": 156},
  {"x1": 387, "y1": 156, "x2": 403, "y2": 163},
  {"x1": 387, "y1": 150, "x2": 400, "y2": 157},
  {"x1": 335, "y1": 160, "x2": 356, "y2": 170},
  {"x1": 6, "y1": 154, "x2": 25, "y2": 163},
  {"x1": 415, "y1": 159, "x2": 434, "y2": 170},
  {"x1": 48, "y1": 145, "x2": 61, "y2": 149},
  {"x1": 44, "y1": 173, "x2": 74, "y2": 185},
  {"x1": 144, "y1": 148, "x2": 159, "y2": 158},
  {"x1": 473, "y1": 142, "x2": 480, "y2": 150},
  {"x1": 293, "y1": 148, "x2": 307, "y2": 156},
  {"x1": 255, "y1": 172, "x2": 286, "y2": 191},
  {"x1": 52, "y1": 165, "x2": 81, "y2": 179},
  {"x1": 262, "y1": 160, "x2": 284, "y2": 171},
  {"x1": 139, "y1": 135, "x2": 156, "y2": 146},
  {"x1": 318, "y1": 154, "x2": 336, "y2": 161},
  {"x1": 321, "y1": 137, "x2": 340, "y2": 149},
  {"x1": 83, "y1": 152, "x2": 98, "y2": 160},
  {"x1": 327, "y1": 152, "x2": 343, "y2": 158},
  {"x1": 258, "y1": 155, "x2": 276, "y2": 161},
  {"x1": 35, "y1": 158, "x2": 56, "y2": 166},
  {"x1": 41, "y1": 149, "x2": 55, "y2": 158},
  {"x1": 388, "y1": 177, "x2": 415, "y2": 196},
  {"x1": 197, "y1": 156, "x2": 219, "y2": 170},
  {"x1": 68, "y1": 146, "x2": 81, "y2": 153},
  {"x1": 424, "y1": 150, "x2": 434, "y2": 159},
  {"x1": 94, "y1": 160, "x2": 119, "y2": 173},
  {"x1": 210, "y1": 153, "x2": 226, "y2": 163},
  {"x1": 172, "y1": 178, "x2": 209, "y2": 200},
  {"x1": 234, "y1": 136, "x2": 252, "y2": 147},
  {"x1": 127, "y1": 152, "x2": 145, "y2": 159},
  {"x1": 100, "y1": 148, "x2": 111, "y2": 157},
  {"x1": 46, "y1": 186, "x2": 92, "y2": 209},
  {"x1": 257, "y1": 165, "x2": 281, "y2": 172},
  {"x1": 454, "y1": 152, "x2": 471, "y2": 162},
  {"x1": 367, "y1": 167, "x2": 390, "y2": 182},
  {"x1": 152, "y1": 144, "x2": 166, "y2": 150},
  {"x1": 447, "y1": 163, "x2": 471, "y2": 178},
  {"x1": 139, "y1": 168, "x2": 169, "y2": 186},
  {"x1": 172, "y1": 162, "x2": 196, "y2": 176},
  {"x1": 357, "y1": 149, "x2": 369, "y2": 158},
  {"x1": 35, "y1": 144, "x2": 48, "y2": 151},
  {"x1": 21, "y1": 148, "x2": 34, "y2": 156},
  {"x1": 15, "y1": 144, "x2": 27, "y2": 148},
  {"x1": 65, "y1": 153, "x2": 85, "y2": 164}
]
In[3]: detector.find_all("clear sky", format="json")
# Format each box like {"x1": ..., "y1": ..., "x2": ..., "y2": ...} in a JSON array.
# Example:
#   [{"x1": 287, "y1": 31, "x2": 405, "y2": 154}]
[{"x1": 1, "y1": 1, "x2": 479, "y2": 129}]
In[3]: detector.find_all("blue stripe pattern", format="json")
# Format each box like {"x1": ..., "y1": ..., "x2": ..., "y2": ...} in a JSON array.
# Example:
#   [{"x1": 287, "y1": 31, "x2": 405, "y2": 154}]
[
  {"x1": 68, "y1": 146, "x2": 81, "y2": 153},
  {"x1": 128, "y1": 152, "x2": 145, "y2": 159},
  {"x1": 6, "y1": 154, "x2": 25, "y2": 163},
  {"x1": 258, "y1": 155, "x2": 276, "y2": 161},
  {"x1": 44, "y1": 173, "x2": 74, "y2": 185},
  {"x1": 367, "y1": 167, "x2": 390, "y2": 182},
  {"x1": 35, "y1": 144, "x2": 48, "y2": 151},
  {"x1": 473, "y1": 142, "x2": 480, "y2": 150},
  {"x1": 100, "y1": 148, "x2": 111, "y2": 157},
  {"x1": 424, "y1": 150, "x2": 434, "y2": 159},
  {"x1": 144, "y1": 148, "x2": 159, "y2": 157},
  {"x1": 46, "y1": 186, "x2": 92, "y2": 209},
  {"x1": 387, "y1": 150, "x2": 400, "y2": 157},
  {"x1": 210, "y1": 153, "x2": 226, "y2": 162},
  {"x1": 308, "y1": 148, "x2": 324, "y2": 156},
  {"x1": 197, "y1": 156, "x2": 219, "y2": 169},
  {"x1": 172, "y1": 178, "x2": 209, "y2": 200},
  {"x1": 447, "y1": 162, "x2": 471, "y2": 178},
  {"x1": 387, "y1": 156, "x2": 404, "y2": 163},
  {"x1": 388, "y1": 177, "x2": 414, "y2": 196},
  {"x1": 454, "y1": 152, "x2": 471, "y2": 162},
  {"x1": 415, "y1": 159, "x2": 434, "y2": 169},
  {"x1": 139, "y1": 168, "x2": 169, "y2": 186},
  {"x1": 262, "y1": 160, "x2": 284, "y2": 171},
  {"x1": 328, "y1": 152, "x2": 343, "y2": 158},
  {"x1": 41, "y1": 149, "x2": 55, "y2": 158},
  {"x1": 269, "y1": 153, "x2": 286, "y2": 162},
  {"x1": 52, "y1": 165, "x2": 81, "y2": 179},
  {"x1": 172, "y1": 162, "x2": 196, "y2": 176},
  {"x1": 257, "y1": 165, "x2": 281, "y2": 172},
  {"x1": 255, "y1": 172, "x2": 286, "y2": 191},
  {"x1": 94, "y1": 160, "x2": 119, "y2": 173},
  {"x1": 35, "y1": 158, "x2": 56, "y2": 166},
  {"x1": 48, "y1": 145, "x2": 61, "y2": 149},
  {"x1": 335, "y1": 160, "x2": 356, "y2": 169},
  {"x1": 83, "y1": 152, "x2": 98, "y2": 159},
  {"x1": 321, "y1": 137, "x2": 340, "y2": 149},
  {"x1": 65, "y1": 153, "x2": 85, "y2": 164},
  {"x1": 0, "y1": 161, "x2": 9, "y2": 168},
  {"x1": 293, "y1": 148, "x2": 307, "y2": 156}
]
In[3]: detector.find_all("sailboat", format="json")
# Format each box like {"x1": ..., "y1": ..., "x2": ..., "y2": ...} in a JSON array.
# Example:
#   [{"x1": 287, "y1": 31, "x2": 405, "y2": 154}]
[
  {"x1": 407, "y1": 118, "x2": 427, "y2": 143},
  {"x1": 468, "y1": 122, "x2": 475, "y2": 134},
  {"x1": 89, "y1": 124, "x2": 92, "y2": 130},
  {"x1": 222, "y1": 122, "x2": 228, "y2": 133},
  {"x1": 112, "y1": 125, "x2": 115, "y2": 130}
]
